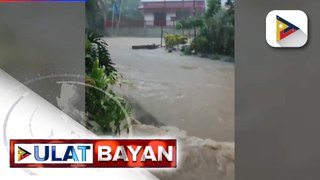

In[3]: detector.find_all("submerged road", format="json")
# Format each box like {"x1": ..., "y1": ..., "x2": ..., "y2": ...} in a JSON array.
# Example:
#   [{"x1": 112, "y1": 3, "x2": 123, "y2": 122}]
[{"x1": 106, "y1": 37, "x2": 234, "y2": 142}]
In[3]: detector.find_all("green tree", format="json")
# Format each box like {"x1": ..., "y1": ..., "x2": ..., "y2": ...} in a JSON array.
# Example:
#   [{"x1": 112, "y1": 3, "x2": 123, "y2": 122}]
[
  {"x1": 121, "y1": 0, "x2": 144, "y2": 21},
  {"x1": 86, "y1": 0, "x2": 109, "y2": 33},
  {"x1": 191, "y1": 0, "x2": 234, "y2": 58},
  {"x1": 206, "y1": 0, "x2": 221, "y2": 18},
  {"x1": 176, "y1": 18, "x2": 203, "y2": 36}
]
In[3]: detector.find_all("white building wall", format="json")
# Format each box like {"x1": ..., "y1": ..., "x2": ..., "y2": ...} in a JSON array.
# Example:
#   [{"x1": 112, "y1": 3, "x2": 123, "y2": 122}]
[
  {"x1": 143, "y1": 12, "x2": 176, "y2": 27},
  {"x1": 166, "y1": 12, "x2": 176, "y2": 26},
  {"x1": 144, "y1": 12, "x2": 154, "y2": 26}
]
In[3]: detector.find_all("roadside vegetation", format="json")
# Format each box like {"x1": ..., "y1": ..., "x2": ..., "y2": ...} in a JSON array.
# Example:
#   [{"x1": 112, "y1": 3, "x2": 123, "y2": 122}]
[
  {"x1": 86, "y1": 0, "x2": 144, "y2": 34},
  {"x1": 164, "y1": 34, "x2": 188, "y2": 52},
  {"x1": 85, "y1": 1, "x2": 131, "y2": 135},
  {"x1": 84, "y1": 0, "x2": 234, "y2": 135},
  {"x1": 167, "y1": 0, "x2": 235, "y2": 61}
]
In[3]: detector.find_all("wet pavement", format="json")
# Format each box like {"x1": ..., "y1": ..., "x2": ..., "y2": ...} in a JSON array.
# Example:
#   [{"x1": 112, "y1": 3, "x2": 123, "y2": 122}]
[{"x1": 106, "y1": 37, "x2": 234, "y2": 142}]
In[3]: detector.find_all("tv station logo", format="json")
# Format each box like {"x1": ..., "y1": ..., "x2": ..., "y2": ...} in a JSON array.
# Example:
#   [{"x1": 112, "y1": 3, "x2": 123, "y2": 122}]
[
  {"x1": 10, "y1": 139, "x2": 177, "y2": 168},
  {"x1": 266, "y1": 10, "x2": 308, "y2": 47}
]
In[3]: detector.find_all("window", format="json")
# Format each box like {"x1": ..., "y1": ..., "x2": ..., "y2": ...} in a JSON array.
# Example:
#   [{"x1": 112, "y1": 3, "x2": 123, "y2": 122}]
[{"x1": 154, "y1": 12, "x2": 166, "y2": 26}]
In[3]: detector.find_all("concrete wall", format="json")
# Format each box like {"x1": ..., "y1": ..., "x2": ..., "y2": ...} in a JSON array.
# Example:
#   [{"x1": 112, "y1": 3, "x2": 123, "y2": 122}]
[
  {"x1": 105, "y1": 27, "x2": 179, "y2": 37},
  {"x1": 166, "y1": 12, "x2": 176, "y2": 26}
]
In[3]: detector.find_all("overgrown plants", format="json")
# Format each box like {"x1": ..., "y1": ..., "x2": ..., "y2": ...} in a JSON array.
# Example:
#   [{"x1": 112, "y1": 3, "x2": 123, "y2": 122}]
[
  {"x1": 164, "y1": 34, "x2": 188, "y2": 51},
  {"x1": 177, "y1": 0, "x2": 235, "y2": 60},
  {"x1": 85, "y1": 32, "x2": 131, "y2": 135},
  {"x1": 193, "y1": 0, "x2": 234, "y2": 58}
]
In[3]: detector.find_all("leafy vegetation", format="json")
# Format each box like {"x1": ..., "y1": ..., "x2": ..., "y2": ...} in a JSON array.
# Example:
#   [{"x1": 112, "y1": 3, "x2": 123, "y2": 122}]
[
  {"x1": 164, "y1": 34, "x2": 188, "y2": 50},
  {"x1": 176, "y1": 18, "x2": 204, "y2": 36},
  {"x1": 201, "y1": 0, "x2": 234, "y2": 57},
  {"x1": 106, "y1": 0, "x2": 144, "y2": 21},
  {"x1": 86, "y1": 0, "x2": 107, "y2": 33},
  {"x1": 205, "y1": 0, "x2": 222, "y2": 19},
  {"x1": 85, "y1": 32, "x2": 115, "y2": 75},
  {"x1": 85, "y1": 1, "x2": 131, "y2": 135},
  {"x1": 178, "y1": 0, "x2": 235, "y2": 60},
  {"x1": 85, "y1": 32, "x2": 130, "y2": 135}
]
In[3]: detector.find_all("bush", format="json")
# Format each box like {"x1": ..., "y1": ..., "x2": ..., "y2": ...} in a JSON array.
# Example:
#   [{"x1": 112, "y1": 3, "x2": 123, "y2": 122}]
[
  {"x1": 191, "y1": 36, "x2": 211, "y2": 55},
  {"x1": 164, "y1": 34, "x2": 188, "y2": 50},
  {"x1": 176, "y1": 18, "x2": 203, "y2": 31},
  {"x1": 86, "y1": 32, "x2": 115, "y2": 75},
  {"x1": 85, "y1": 32, "x2": 130, "y2": 135},
  {"x1": 181, "y1": 45, "x2": 193, "y2": 55},
  {"x1": 189, "y1": 0, "x2": 234, "y2": 59}
]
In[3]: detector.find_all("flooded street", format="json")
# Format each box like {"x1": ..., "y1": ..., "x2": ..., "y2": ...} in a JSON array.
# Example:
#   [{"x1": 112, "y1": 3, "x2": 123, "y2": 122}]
[{"x1": 106, "y1": 37, "x2": 234, "y2": 142}]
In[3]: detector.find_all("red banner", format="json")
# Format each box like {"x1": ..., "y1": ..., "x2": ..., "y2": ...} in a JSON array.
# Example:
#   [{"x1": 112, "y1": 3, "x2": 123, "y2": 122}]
[{"x1": 10, "y1": 139, "x2": 177, "y2": 168}]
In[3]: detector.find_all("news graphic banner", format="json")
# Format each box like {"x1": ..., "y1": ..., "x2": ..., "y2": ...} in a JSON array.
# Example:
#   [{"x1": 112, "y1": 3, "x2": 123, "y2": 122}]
[
  {"x1": 0, "y1": 70, "x2": 158, "y2": 179},
  {"x1": 11, "y1": 139, "x2": 177, "y2": 168}
]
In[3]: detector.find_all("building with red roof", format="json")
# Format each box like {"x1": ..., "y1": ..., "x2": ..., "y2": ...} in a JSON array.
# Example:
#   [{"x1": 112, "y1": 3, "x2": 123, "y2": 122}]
[{"x1": 138, "y1": 0, "x2": 206, "y2": 27}]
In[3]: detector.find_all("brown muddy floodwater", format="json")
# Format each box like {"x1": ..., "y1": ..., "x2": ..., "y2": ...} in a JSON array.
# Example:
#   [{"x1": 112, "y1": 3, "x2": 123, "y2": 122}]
[{"x1": 106, "y1": 37, "x2": 234, "y2": 142}]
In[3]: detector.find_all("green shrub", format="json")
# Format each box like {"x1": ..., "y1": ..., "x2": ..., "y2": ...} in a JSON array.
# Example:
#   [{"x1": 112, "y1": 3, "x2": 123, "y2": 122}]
[
  {"x1": 191, "y1": 36, "x2": 211, "y2": 55},
  {"x1": 190, "y1": 0, "x2": 234, "y2": 58},
  {"x1": 164, "y1": 34, "x2": 188, "y2": 49},
  {"x1": 181, "y1": 45, "x2": 193, "y2": 55},
  {"x1": 176, "y1": 34, "x2": 188, "y2": 45},
  {"x1": 176, "y1": 18, "x2": 203, "y2": 31},
  {"x1": 86, "y1": 32, "x2": 115, "y2": 75},
  {"x1": 85, "y1": 32, "x2": 131, "y2": 135}
]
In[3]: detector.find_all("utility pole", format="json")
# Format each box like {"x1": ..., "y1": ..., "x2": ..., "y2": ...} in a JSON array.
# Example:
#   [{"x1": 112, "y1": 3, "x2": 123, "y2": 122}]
[
  {"x1": 161, "y1": 26, "x2": 163, "y2": 47},
  {"x1": 116, "y1": 0, "x2": 123, "y2": 31},
  {"x1": 112, "y1": 1, "x2": 115, "y2": 34},
  {"x1": 161, "y1": 0, "x2": 166, "y2": 47}
]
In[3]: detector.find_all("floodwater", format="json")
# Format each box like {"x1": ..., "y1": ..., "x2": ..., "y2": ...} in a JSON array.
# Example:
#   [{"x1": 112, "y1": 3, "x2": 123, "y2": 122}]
[{"x1": 106, "y1": 37, "x2": 234, "y2": 142}]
